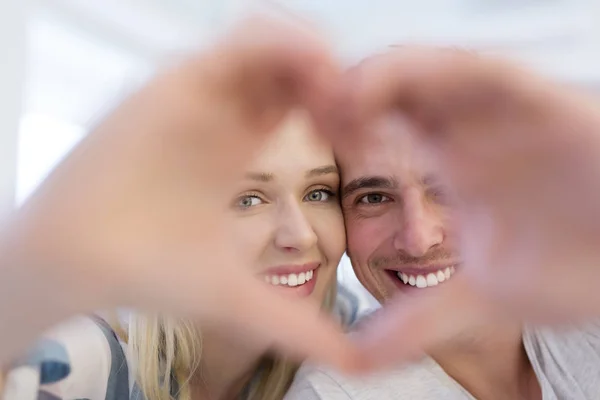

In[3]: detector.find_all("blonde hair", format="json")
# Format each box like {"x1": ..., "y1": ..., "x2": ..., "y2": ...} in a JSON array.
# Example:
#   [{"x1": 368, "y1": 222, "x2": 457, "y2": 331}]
[{"x1": 121, "y1": 282, "x2": 337, "y2": 400}]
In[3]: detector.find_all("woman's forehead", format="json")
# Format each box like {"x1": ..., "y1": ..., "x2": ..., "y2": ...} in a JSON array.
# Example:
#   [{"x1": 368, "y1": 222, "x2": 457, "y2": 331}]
[{"x1": 249, "y1": 111, "x2": 335, "y2": 172}]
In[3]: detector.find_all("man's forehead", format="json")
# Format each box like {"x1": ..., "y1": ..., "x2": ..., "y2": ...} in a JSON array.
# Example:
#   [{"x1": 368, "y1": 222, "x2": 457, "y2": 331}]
[
  {"x1": 335, "y1": 119, "x2": 427, "y2": 183},
  {"x1": 336, "y1": 142, "x2": 394, "y2": 179}
]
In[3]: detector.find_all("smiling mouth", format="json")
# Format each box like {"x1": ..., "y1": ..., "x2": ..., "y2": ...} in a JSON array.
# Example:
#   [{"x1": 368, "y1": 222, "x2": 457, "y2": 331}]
[
  {"x1": 264, "y1": 269, "x2": 316, "y2": 287},
  {"x1": 261, "y1": 267, "x2": 320, "y2": 298},
  {"x1": 386, "y1": 265, "x2": 457, "y2": 289}
]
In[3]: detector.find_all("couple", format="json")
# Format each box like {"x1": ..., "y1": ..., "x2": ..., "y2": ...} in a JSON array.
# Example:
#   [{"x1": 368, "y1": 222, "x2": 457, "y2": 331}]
[
  {"x1": 4, "y1": 16, "x2": 600, "y2": 400},
  {"x1": 8, "y1": 65, "x2": 600, "y2": 400}
]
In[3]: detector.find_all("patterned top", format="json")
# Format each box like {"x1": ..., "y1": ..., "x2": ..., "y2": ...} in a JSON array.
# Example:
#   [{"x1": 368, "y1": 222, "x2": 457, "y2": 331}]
[{"x1": 2, "y1": 285, "x2": 363, "y2": 400}]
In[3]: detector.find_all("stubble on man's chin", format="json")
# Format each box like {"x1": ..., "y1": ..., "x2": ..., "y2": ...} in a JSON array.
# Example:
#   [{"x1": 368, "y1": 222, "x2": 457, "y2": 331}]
[
  {"x1": 348, "y1": 254, "x2": 391, "y2": 302},
  {"x1": 371, "y1": 271, "x2": 393, "y2": 304}
]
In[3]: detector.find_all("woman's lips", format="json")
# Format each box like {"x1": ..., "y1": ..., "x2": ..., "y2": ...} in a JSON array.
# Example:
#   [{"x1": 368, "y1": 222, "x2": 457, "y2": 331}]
[
  {"x1": 262, "y1": 262, "x2": 321, "y2": 297},
  {"x1": 263, "y1": 262, "x2": 321, "y2": 276}
]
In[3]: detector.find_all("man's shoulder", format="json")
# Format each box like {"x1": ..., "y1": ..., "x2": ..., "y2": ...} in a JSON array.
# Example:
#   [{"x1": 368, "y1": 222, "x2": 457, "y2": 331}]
[
  {"x1": 524, "y1": 322, "x2": 600, "y2": 399},
  {"x1": 287, "y1": 355, "x2": 460, "y2": 400},
  {"x1": 526, "y1": 320, "x2": 600, "y2": 356}
]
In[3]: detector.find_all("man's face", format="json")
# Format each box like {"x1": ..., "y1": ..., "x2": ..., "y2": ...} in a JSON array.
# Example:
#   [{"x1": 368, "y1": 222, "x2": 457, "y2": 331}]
[{"x1": 337, "y1": 119, "x2": 461, "y2": 303}]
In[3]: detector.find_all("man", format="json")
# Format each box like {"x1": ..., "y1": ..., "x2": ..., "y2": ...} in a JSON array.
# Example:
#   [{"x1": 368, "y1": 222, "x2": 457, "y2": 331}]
[
  {"x1": 6, "y1": 18, "x2": 600, "y2": 378},
  {"x1": 285, "y1": 88, "x2": 600, "y2": 399},
  {"x1": 338, "y1": 48, "x2": 600, "y2": 371}
]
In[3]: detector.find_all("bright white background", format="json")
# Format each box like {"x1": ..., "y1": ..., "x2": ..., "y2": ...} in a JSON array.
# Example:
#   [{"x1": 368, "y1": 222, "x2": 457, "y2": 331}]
[{"x1": 2, "y1": 0, "x2": 600, "y2": 309}]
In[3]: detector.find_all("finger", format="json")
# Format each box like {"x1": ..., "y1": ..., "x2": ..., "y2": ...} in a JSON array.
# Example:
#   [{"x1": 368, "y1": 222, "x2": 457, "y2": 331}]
[
  {"x1": 171, "y1": 15, "x2": 340, "y2": 175},
  {"x1": 351, "y1": 275, "x2": 487, "y2": 372},
  {"x1": 346, "y1": 47, "x2": 519, "y2": 136},
  {"x1": 201, "y1": 15, "x2": 340, "y2": 130},
  {"x1": 146, "y1": 15, "x2": 339, "y2": 189},
  {"x1": 125, "y1": 241, "x2": 359, "y2": 372}
]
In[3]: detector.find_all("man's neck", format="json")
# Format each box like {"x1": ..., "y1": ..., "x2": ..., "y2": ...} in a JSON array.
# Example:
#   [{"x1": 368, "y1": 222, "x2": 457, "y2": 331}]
[
  {"x1": 190, "y1": 328, "x2": 267, "y2": 400},
  {"x1": 431, "y1": 322, "x2": 541, "y2": 400}
]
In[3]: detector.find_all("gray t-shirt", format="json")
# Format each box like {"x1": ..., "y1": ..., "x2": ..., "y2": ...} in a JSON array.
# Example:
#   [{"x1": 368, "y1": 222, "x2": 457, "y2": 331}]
[{"x1": 285, "y1": 321, "x2": 600, "y2": 399}]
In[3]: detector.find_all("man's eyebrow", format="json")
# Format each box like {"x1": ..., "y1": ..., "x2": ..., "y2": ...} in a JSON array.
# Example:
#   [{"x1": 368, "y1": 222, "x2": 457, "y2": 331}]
[
  {"x1": 342, "y1": 176, "x2": 398, "y2": 199},
  {"x1": 422, "y1": 174, "x2": 441, "y2": 187},
  {"x1": 306, "y1": 165, "x2": 339, "y2": 178}
]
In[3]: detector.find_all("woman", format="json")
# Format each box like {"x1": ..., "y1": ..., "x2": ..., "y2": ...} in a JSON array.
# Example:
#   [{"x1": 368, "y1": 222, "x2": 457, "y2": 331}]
[
  {"x1": 0, "y1": 15, "x2": 356, "y2": 380},
  {"x1": 3, "y1": 110, "x2": 348, "y2": 400}
]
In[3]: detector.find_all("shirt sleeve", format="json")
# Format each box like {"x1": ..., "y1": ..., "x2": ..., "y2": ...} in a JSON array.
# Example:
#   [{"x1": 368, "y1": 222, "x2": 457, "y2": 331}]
[
  {"x1": 333, "y1": 282, "x2": 380, "y2": 328},
  {"x1": 2, "y1": 315, "x2": 130, "y2": 400}
]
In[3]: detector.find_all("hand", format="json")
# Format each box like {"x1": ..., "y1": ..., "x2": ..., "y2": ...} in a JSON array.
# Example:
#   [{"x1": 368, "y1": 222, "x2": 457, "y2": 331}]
[
  {"x1": 1, "y1": 17, "x2": 357, "y2": 370},
  {"x1": 342, "y1": 47, "x2": 600, "y2": 369}
]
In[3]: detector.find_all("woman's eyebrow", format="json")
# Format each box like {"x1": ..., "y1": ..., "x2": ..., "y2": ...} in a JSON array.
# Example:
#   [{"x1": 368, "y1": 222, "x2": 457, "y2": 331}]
[
  {"x1": 244, "y1": 165, "x2": 338, "y2": 182},
  {"x1": 305, "y1": 165, "x2": 338, "y2": 178},
  {"x1": 244, "y1": 172, "x2": 273, "y2": 182}
]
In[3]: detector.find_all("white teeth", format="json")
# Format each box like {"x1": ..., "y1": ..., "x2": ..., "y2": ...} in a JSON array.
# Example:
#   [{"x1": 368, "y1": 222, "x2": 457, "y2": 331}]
[
  {"x1": 264, "y1": 269, "x2": 317, "y2": 287},
  {"x1": 397, "y1": 272, "x2": 409, "y2": 284},
  {"x1": 426, "y1": 273, "x2": 438, "y2": 286},
  {"x1": 298, "y1": 272, "x2": 306, "y2": 285},
  {"x1": 436, "y1": 270, "x2": 445, "y2": 283},
  {"x1": 398, "y1": 266, "x2": 457, "y2": 289}
]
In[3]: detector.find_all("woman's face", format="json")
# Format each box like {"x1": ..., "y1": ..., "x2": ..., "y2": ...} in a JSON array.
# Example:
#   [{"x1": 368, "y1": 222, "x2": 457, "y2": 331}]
[{"x1": 229, "y1": 112, "x2": 345, "y2": 306}]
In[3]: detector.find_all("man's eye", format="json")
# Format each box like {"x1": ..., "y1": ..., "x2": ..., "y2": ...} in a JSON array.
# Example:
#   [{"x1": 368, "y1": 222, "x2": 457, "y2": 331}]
[
  {"x1": 427, "y1": 187, "x2": 448, "y2": 204},
  {"x1": 358, "y1": 193, "x2": 390, "y2": 204},
  {"x1": 238, "y1": 195, "x2": 263, "y2": 209}
]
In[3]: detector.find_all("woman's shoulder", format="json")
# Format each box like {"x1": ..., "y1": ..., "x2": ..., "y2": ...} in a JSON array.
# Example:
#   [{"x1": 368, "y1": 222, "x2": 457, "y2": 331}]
[
  {"x1": 3, "y1": 314, "x2": 133, "y2": 400},
  {"x1": 333, "y1": 283, "x2": 379, "y2": 328}
]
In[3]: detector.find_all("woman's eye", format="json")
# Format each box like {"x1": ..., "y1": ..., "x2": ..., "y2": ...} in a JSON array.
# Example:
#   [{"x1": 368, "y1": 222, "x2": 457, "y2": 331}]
[
  {"x1": 238, "y1": 196, "x2": 263, "y2": 209},
  {"x1": 358, "y1": 193, "x2": 390, "y2": 204},
  {"x1": 304, "y1": 190, "x2": 333, "y2": 202}
]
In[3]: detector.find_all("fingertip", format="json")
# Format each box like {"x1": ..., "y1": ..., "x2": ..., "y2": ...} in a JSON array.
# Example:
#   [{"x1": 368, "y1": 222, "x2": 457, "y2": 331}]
[
  {"x1": 346, "y1": 277, "x2": 479, "y2": 371},
  {"x1": 308, "y1": 71, "x2": 356, "y2": 142},
  {"x1": 302, "y1": 332, "x2": 364, "y2": 373},
  {"x1": 344, "y1": 47, "x2": 489, "y2": 127}
]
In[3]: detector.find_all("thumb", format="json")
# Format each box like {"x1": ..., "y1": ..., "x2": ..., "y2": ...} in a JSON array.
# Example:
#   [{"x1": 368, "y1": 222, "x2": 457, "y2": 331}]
[{"x1": 352, "y1": 275, "x2": 486, "y2": 372}]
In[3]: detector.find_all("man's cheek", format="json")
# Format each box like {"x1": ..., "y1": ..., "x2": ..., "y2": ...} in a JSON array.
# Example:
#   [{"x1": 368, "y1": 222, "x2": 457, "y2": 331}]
[{"x1": 346, "y1": 229, "x2": 375, "y2": 264}]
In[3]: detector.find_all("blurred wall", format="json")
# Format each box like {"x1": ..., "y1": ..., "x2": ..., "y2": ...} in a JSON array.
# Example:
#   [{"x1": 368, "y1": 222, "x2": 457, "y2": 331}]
[{"x1": 0, "y1": 0, "x2": 26, "y2": 218}]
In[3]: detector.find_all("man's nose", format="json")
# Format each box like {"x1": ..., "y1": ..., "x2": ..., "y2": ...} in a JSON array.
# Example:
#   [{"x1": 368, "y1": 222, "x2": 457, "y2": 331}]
[{"x1": 393, "y1": 187, "x2": 443, "y2": 257}]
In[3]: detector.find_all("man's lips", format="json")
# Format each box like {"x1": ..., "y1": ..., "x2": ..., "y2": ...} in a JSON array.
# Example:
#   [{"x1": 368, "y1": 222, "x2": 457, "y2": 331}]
[{"x1": 382, "y1": 261, "x2": 459, "y2": 274}]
